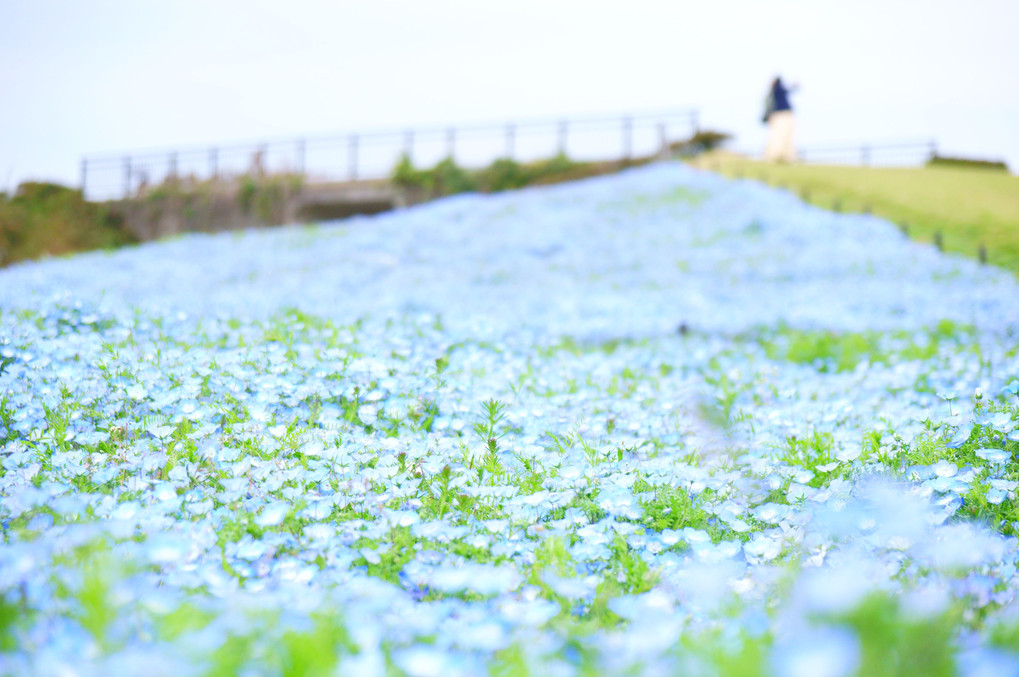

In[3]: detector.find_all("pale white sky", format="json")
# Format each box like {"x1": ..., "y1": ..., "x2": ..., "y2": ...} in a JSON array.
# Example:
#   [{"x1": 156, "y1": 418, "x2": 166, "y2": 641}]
[{"x1": 2, "y1": 0, "x2": 1017, "y2": 194}]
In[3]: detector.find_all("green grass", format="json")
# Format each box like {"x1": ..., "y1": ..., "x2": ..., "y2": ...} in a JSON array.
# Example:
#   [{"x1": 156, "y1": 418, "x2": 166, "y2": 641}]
[
  {"x1": 756, "y1": 320, "x2": 975, "y2": 374},
  {"x1": 689, "y1": 152, "x2": 1019, "y2": 274}
]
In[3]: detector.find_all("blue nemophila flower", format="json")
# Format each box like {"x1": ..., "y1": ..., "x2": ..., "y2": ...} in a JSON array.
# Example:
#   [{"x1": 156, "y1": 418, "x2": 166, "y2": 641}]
[
  {"x1": 3, "y1": 163, "x2": 1019, "y2": 673},
  {"x1": 976, "y1": 447, "x2": 1011, "y2": 464},
  {"x1": 255, "y1": 501, "x2": 289, "y2": 527},
  {"x1": 771, "y1": 626, "x2": 861, "y2": 677}
]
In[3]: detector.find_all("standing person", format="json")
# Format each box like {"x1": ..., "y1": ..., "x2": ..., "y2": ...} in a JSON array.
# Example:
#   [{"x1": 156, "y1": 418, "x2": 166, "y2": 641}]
[{"x1": 762, "y1": 76, "x2": 798, "y2": 162}]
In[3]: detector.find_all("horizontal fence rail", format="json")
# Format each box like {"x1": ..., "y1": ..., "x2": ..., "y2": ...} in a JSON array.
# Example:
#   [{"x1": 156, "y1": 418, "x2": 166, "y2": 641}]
[
  {"x1": 739, "y1": 139, "x2": 938, "y2": 167},
  {"x1": 81, "y1": 110, "x2": 700, "y2": 201},
  {"x1": 799, "y1": 139, "x2": 937, "y2": 166}
]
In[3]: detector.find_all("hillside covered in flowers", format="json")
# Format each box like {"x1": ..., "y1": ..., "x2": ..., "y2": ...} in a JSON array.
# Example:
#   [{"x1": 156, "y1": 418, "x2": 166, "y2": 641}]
[{"x1": 2, "y1": 163, "x2": 1019, "y2": 676}]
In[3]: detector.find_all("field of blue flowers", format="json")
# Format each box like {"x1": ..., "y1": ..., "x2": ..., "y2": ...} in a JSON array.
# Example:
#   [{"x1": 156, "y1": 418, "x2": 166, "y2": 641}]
[{"x1": 2, "y1": 163, "x2": 1019, "y2": 676}]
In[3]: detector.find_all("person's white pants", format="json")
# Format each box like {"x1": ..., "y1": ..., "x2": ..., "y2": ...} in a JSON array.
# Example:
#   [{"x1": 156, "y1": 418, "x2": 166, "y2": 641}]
[{"x1": 764, "y1": 110, "x2": 796, "y2": 162}]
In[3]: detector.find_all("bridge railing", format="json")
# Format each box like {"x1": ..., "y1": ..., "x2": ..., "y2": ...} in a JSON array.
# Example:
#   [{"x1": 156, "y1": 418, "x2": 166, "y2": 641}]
[{"x1": 81, "y1": 110, "x2": 700, "y2": 201}]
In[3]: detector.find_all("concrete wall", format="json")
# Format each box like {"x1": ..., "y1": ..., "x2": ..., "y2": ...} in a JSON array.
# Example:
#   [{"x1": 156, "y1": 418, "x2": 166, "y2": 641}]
[{"x1": 111, "y1": 178, "x2": 402, "y2": 242}]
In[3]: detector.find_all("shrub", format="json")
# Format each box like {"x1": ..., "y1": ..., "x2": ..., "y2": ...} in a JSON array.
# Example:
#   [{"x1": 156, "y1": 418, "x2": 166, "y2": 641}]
[
  {"x1": 392, "y1": 155, "x2": 477, "y2": 197},
  {"x1": 478, "y1": 158, "x2": 529, "y2": 192},
  {"x1": 476, "y1": 155, "x2": 585, "y2": 193},
  {"x1": 238, "y1": 177, "x2": 258, "y2": 215},
  {"x1": 670, "y1": 129, "x2": 733, "y2": 157},
  {"x1": 533, "y1": 152, "x2": 577, "y2": 173},
  {"x1": 391, "y1": 154, "x2": 429, "y2": 191},
  {"x1": 0, "y1": 182, "x2": 136, "y2": 266},
  {"x1": 429, "y1": 157, "x2": 478, "y2": 195}
]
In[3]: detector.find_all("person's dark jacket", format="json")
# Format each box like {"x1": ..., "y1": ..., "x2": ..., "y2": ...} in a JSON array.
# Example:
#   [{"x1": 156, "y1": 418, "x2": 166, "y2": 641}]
[
  {"x1": 762, "y1": 78, "x2": 793, "y2": 123},
  {"x1": 771, "y1": 79, "x2": 792, "y2": 112}
]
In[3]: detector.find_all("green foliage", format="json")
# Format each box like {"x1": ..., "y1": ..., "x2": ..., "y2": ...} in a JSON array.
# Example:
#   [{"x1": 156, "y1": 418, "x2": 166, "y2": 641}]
[
  {"x1": 390, "y1": 155, "x2": 477, "y2": 197},
  {"x1": 531, "y1": 536, "x2": 574, "y2": 580},
  {"x1": 474, "y1": 399, "x2": 509, "y2": 454},
  {"x1": 702, "y1": 360, "x2": 751, "y2": 426},
  {"x1": 527, "y1": 536, "x2": 577, "y2": 607},
  {"x1": 234, "y1": 174, "x2": 256, "y2": 214},
  {"x1": 157, "y1": 603, "x2": 215, "y2": 641},
  {"x1": 51, "y1": 543, "x2": 123, "y2": 652},
  {"x1": 680, "y1": 627, "x2": 771, "y2": 677},
  {"x1": 139, "y1": 172, "x2": 301, "y2": 233},
  {"x1": 353, "y1": 526, "x2": 418, "y2": 585},
  {"x1": 234, "y1": 173, "x2": 300, "y2": 222},
  {"x1": 0, "y1": 182, "x2": 136, "y2": 266},
  {"x1": 639, "y1": 485, "x2": 716, "y2": 535},
  {"x1": 477, "y1": 154, "x2": 584, "y2": 192},
  {"x1": 987, "y1": 612, "x2": 1019, "y2": 653},
  {"x1": 392, "y1": 152, "x2": 595, "y2": 200},
  {"x1": 927, "y1": 154, "x2": 1009, "y2": 172},
  {"x1": 276, "y1": 612, "x2": 357, "y2": 677},
  {"x1": 489, "y1": 643, "x2": 534, "y2": 677},
  {"x1": 837, "y1": 594, "x2": 959, "y2": 677},
  {"x1": 0, "y1": 593, "x2": 28, "y2": 652},
  {"x1": 779, "y1": 431, "x2": 841, "y2": 487},
  {"x1": 238, "y1": 176, "x2": 258, "y2": 214},
  {"x1": 202, "y1": 611, "x2": 355, "y2": 677},
  {"x1": 478, "y1": 158, "x2": 530, "y2": 192},
  {"x1": 607, "y1": 534, "x2": 658, "y2": 594},
  {"x1": 872, "y1": 393, "x2": 1019, "y2": 536},
  {"x1": 419, "y1": 464, "x2": 458, "y2": 519},
  {"x1": 391, "y1": 153, "x2": 429, "y2": 191},
  {"x1": 544, "y1": 430, "x2": 614, "y2": 467},
  {"x1": 431, "y1": 157, "x2": 478, "y2": 194},
  {"x1": 207, "y1": 632, "x2": 258, "y2": 676},
  {"x1": 525, "y1": 535, "x2": 641, "y2": 633},
  {"x1": 469, "y1": 399, "x2": 512, "y2": 483},
  {"x1": 760, "y1": 320, "x2": 973, "y2": 373},
  {"x1": 778, "y1": 330, "x2": 881, "y2": 373},
  {"x1": 526, "y1": 153, "x2": 577, "y2": 179},
  {"x1": 548, "y1": 489, "x2": 607, "y2": 523},
  {"x1": 670, "y1": 129, "x2": 733, "y2": 156},
  {"x1": 216, "y1": 511, "x2": 267, "y2": 547}
]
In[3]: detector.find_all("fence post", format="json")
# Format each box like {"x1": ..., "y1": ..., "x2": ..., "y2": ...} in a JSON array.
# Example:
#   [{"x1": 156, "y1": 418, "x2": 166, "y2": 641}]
[
  {"x1": 295, "y1": 138, "x2": 306, "y2": 176},
  {"x1": 80, "y1": 158, "x2": 88, "y2": 196},
  {"x1": 558, "y1": 120, "x2": 568, "y2": 156},
  {"x1": 691, "y1": 110, "x2": 700, "y2": 134},
  {"x1": 123, "y1": 156, "x2": 132, "y2": 198},
  {"x1": 505, "y1": 123, "x2": 515, "y2": 159},
  {"x1": 861, "y1": 145, "x2": 870, "y2": 166},
  {"x1": 622, "y1": 116, "x2": 633, "y2": 161},
  {"x1": 658, "y1": 122, "x2": 668, "y2": 159},
  {"x1": 209, "y1": 148, "x2": 218, "y2": 179},
  {"x1": 349, "y1": 134, "x2": 359, "y2": 180},
  {"x1": 169, "y1": 152, "x2": 178, "y2": 180},
  {"x1": 446, "y1": 128, "x2": 456, "y2": 160},
  {"x1": 929, "y1": 139, "x2": 938, "y2": 161}
]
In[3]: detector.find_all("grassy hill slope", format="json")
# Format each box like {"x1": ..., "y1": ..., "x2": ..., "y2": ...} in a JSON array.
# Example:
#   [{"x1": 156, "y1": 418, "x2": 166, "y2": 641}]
[{"x1": 689, "y1": 152, "x2": 1019, "y2": 274}]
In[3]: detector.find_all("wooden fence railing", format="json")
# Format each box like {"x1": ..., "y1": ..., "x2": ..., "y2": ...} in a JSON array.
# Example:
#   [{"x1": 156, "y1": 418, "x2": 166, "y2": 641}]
[{"x1": 81, "y1": 110, "x2": 700, "y2": 201}]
